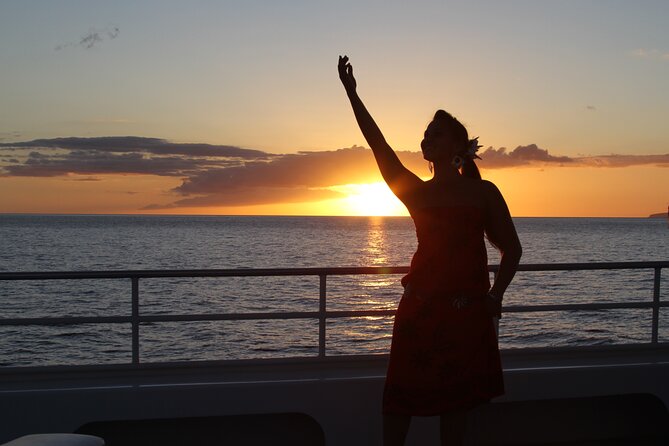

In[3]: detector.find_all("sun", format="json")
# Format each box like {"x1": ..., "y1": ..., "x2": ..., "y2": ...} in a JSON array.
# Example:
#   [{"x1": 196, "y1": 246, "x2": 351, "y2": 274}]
[{"x1": 331, "y1": 182, "x2": 408, "y2": 216}]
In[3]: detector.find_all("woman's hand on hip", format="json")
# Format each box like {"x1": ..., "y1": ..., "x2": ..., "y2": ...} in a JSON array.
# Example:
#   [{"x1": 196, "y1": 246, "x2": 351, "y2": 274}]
[{"x1": 484, "y1": 293, "x2": 502, "y2": 319}]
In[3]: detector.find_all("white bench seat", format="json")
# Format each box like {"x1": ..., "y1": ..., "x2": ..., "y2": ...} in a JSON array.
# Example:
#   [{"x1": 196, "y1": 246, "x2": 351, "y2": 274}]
[{"x1": 1, "y1": 434, "x2": 104, "y2": 446}]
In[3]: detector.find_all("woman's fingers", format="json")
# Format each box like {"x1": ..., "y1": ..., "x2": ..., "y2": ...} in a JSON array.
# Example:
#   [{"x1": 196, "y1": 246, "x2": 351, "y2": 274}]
[
  {"x1": 338, "y1": 56, "x2": 352, "y2": 71},
  {"x1": 338, "y1": 55, "x2": 348, "y2": 70},
  {"x1": 338, "y1": 55, "x2": 356, "y2": 91}
]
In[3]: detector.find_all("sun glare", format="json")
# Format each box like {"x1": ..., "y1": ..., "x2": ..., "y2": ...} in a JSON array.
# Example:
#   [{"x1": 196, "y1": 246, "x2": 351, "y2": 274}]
[{"x1": 332, "y1": 182, "x2": 408, "y2": 216}]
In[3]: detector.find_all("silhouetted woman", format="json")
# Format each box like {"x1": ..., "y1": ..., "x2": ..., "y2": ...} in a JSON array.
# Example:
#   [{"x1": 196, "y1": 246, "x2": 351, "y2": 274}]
[{"x1": 338, "y1": 55, "x2": 522, "y2": 446}]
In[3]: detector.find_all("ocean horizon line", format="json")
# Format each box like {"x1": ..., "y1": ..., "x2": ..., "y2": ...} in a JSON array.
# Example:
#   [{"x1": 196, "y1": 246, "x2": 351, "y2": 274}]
[{"x1": 0, "y1": 212, "x2": 665, "y2": 219}]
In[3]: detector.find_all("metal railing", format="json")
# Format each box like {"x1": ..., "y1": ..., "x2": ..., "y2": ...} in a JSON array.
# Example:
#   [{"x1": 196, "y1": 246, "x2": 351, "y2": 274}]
[{"x1": 1, "y1": 261, "x2": 667, "y2": 370}]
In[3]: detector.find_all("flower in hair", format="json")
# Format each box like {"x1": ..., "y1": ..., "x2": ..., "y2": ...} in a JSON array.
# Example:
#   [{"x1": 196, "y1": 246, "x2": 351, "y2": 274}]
[{"x1": 466, "y1": 137, "x2": 482, "y2": 159}]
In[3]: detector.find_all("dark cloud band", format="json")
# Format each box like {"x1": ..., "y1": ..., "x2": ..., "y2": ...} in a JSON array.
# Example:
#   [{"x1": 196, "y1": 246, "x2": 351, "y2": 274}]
[
  {"x1": 0, "y1": 136, "x2": 271, "y2": 158},
  {"x1": 0, "y1": 137, "x2": 272, "y2": 177},
  {"x1": 2, "y1": 136, "x2": 667, "y2": 209}
]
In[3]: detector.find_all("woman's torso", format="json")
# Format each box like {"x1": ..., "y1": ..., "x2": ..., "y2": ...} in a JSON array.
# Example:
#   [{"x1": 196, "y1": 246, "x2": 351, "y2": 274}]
[{"x1": 401, "y1": 178, "x2": 491, "y2": 297}]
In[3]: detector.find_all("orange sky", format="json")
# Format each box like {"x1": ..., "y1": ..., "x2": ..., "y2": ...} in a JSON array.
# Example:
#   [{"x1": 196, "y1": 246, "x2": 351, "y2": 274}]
[
  {"x1": 1, "y1": 161, "x2": 666, "y2": 217},
  {"x1": 1, "y1": 3, "x2": 668, "y2": 217}
]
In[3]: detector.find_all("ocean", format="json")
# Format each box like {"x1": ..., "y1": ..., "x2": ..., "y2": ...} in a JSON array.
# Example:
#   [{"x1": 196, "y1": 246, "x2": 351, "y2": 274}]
[{"x1": 1, "y1": 214, "x2": 668, "y2": 367}]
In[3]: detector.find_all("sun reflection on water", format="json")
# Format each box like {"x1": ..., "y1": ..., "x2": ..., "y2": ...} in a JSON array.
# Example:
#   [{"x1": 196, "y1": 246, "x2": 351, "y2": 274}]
[{"x1": 364, "y1": 216, "x2": 389, "y2": 266}]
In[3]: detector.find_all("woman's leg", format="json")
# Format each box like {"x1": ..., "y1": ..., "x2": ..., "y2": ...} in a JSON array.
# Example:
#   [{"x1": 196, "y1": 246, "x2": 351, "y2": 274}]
[
  {"x1": 383, "y1": 413, "x2": 411, "y2": 446},
  {"x1": 439, "y1": 409, "x2": 467, "y2": 446}
]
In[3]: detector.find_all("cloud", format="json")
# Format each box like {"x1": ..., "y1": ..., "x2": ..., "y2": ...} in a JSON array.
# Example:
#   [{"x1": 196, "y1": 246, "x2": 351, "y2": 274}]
[
  {"x1": 159, "y1": 146, "x2": 381, "y2": 209},
  {"x1": 586, "y1": 105, "x2": 597, "y2": 111},
  {"x1": 0, "y1": 131, "x2": 23, "y2": 142},
  {"x1": 0, "y1": 136, "x2": 272, "y2": 177},
  {"x1": 629, "y1": 48, "x2": 669, "y2": 60},
  {"x1": 174, "y1": 146, "x2": 378, "y2": 195},
  {"x1": 2, "y1": 136, "x2": 667, "y2": 210},
  {"x1": 0, "y1": 136, "x2": 269, "y2": 158},
  {"x1": 55, "y1": 25, "x2": 120, "y2": 51},
  {"x1": 2, "y1": 151, "x2": 199, "y2": 177},
  {"x1": 475, "y1": 145, "x2": 669, "y2": 169},
  {"x1": 67, "y1": 177, "x2": 102, "y2": 182},
  {"x1": 143, "y1": 187, "x2": 344, "y2": 210},
  {"x1": 477, "y1": 144, "x2": 574, "y2": 168},
  {"x1": 166, "y1": 144, "x2": 667, "y2": 209},
  {"x1": 576, "y1": 154, "x2": 669, "y2": 168}
]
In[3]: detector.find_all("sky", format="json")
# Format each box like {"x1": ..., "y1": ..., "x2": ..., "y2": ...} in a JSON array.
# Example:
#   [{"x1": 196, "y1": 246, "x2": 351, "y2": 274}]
[{"x1": 1, "y1": 0, "x2": 668, "y2": 217}]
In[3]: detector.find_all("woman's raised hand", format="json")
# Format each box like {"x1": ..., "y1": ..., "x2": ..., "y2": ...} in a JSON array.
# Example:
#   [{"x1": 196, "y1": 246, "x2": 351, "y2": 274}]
[{"x1": 338, "y1": 55, "x2": 357, "y2": 92}]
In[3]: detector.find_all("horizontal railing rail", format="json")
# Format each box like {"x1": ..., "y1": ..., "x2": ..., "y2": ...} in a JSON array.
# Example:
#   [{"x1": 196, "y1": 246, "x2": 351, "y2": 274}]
[{"x1": 1, "y1": 261, "x2": 667, "y2": 369}]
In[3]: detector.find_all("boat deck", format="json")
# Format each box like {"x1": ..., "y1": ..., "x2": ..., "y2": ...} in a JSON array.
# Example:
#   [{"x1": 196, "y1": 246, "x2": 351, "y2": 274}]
[
  {"x1": 1, "y1": 345, "x2": 668, "y2": 445},
  {"x1": 1, "y1": 262, "x2": 668, "y2": 444}
]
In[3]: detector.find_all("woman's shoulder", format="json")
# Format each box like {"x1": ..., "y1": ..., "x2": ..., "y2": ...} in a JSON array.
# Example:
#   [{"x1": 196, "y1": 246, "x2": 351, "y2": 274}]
[
  {"x1": 477, "y1": 179, "x2": 504, "y2": 200},
  {"x1": 455, "y1": 177, "x2": 500, "y2": 200},
  {"x1": 475, "y1": 178, "x2": 497, "y2": 191},
  {"x1": 476, "y1": 180, "x2": 510, "y2": 221},
  {"x1": 451, "y1": 179, "x2": 503, "y2": 215}
]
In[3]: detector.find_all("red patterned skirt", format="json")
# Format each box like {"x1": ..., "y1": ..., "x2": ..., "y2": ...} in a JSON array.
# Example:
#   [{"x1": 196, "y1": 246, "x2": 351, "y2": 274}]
[{"x1": 382, "y1": 288, "x2": 504, "y2": 416}]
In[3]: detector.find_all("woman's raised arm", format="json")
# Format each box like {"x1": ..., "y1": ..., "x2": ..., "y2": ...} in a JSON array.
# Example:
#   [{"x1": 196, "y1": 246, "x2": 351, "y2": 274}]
[{"x1": 338, "y1": 56, "x2": 421, "y2": 200}]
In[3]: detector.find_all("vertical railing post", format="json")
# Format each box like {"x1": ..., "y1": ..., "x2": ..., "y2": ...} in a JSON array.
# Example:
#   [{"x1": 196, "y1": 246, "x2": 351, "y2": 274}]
[
  {"x1": 651, "y1": 267, "x2": 661, "y2": 344},
  {"x1": 318, "y1": 273, "x2": 327, "y2": 358},
  {"x1": 131, "y1": 276, "x2": 140, "y2": 365}
]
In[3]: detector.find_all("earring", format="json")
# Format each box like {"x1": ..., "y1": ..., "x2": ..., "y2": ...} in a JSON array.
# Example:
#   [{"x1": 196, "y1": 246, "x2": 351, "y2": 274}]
[
  {"x1": 428, "y1": 162, "x2": 434, "y2": 173},
  {"x1": 451, "y1": 155, "x2": 464, "y2": 169}
]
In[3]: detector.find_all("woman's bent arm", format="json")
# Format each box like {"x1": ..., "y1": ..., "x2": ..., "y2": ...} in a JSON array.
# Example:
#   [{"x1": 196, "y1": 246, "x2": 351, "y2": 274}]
[
  {"x1": 483, "y1": 181, "x2": 522, "y2": 305},
  {"x1": 338, "y1": 56, "x2": 421, "y2": 199}
]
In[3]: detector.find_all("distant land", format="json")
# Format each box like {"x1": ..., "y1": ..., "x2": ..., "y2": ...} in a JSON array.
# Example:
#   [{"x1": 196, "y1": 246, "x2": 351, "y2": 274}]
[{"x1": 649, "y1": 212, "x2": 668, "y2": 218}]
